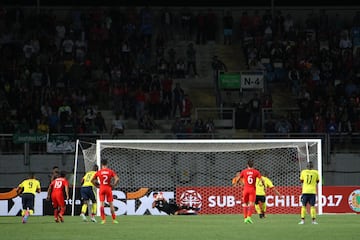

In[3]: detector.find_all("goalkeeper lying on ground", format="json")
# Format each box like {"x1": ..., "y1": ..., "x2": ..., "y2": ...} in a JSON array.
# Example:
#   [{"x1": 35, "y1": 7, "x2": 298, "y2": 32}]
[{"x1": 152, "y1": 192, "x2": 199, "y2": 215}]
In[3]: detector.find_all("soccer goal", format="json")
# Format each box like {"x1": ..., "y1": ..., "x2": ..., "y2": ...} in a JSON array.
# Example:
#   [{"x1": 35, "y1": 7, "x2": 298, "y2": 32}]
[{"x1": 73, "y1": 139, "x2": 323, "y2": 215}]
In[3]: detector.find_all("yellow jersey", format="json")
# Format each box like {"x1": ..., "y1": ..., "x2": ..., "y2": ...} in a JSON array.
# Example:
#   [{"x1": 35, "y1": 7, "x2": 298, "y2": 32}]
[
  {"x1": 300, "y1": 169, "x2": 319, "y2": 194},
  {"x1": 82, "y1": 171, "x2": 96, "y2": 187},
  {"x1": 18, "y1": 179, "x2": 41, "y2": 195},
  {"x1": 256, "y1": 176, "x2": 274, "y2": 196}
]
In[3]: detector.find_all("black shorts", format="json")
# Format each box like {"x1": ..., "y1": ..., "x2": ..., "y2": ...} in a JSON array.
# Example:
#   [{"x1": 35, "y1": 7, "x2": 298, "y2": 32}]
[
  {"x1": 301, "y1": 194, "x2": 316, "y2": 206},
  {"x1": 158, "y1": 203, "x2": 179, "y2": 215},
  {"x1": 255, "y1": 195, "x2": 266, "y2": 204},
  {"x1": 80, "y1": 186, "x2": 96, "y2": 202},
  {"x1": 21, "y1": 193, "x2": 35, "y2": 210}
]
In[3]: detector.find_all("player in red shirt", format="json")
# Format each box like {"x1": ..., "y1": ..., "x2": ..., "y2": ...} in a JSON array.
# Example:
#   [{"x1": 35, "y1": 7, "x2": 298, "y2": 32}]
[
  {"x1": 235, "y1": 159, "x2": 264, "y2": 224},
  {"x1": 46, "y1": 171, "x2": 69, "y2": 223},
  {"x1": 92, "y1": 159, "x2": 119, "y2": 224}
]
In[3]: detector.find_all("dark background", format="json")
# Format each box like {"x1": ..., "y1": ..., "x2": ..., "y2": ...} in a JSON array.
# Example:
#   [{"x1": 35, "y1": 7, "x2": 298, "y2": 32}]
[{"x1": 2, "y1": 0, "x2": 360, "y2": 7}]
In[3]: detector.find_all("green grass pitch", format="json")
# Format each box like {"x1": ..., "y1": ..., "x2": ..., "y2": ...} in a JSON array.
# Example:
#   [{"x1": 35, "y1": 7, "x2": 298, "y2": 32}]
[{"x1": 1, "y1": 214, "x2": 359, "y2": 240}]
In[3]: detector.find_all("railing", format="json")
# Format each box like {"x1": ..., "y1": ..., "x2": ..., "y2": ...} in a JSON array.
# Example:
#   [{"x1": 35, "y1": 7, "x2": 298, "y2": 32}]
[
  {"x1": 1, "y1": 132, "x2": 360, "y2": 156},
  {"x1": 195, "y1": 107, "x2": 236, "y2": 129}
]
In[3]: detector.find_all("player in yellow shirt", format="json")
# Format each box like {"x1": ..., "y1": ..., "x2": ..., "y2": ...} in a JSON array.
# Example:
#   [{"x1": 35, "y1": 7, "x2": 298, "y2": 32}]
[
  {"x1": 16, "y1": 173, "x2": 41, "y2": 223},
  {"x1": 299, "y1": 161, "x2": 319, "y2": 225},
  {"x1": 80, "y1": 165, "x2": 98, "y2": 222},
  {"x1": 255, "y1": 170, "x2": 282, "y2": 218}
]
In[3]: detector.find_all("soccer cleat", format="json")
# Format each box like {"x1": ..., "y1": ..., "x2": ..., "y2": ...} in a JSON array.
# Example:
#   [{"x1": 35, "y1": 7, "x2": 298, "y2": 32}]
[
  {"x1": 244, "y1": 217, "x2": 253, "y2": 224},
  {"x1": 100, "y1": 220, "x2": 106, "y2": 224},
  {"x1": 298, "y1": 220, "x2": 305, "y2": 225},
  {"x1": 91, "y1": 217, "x2": 97, "y2": 223},
  {"x1": 80, "y1": 213, "x2": 87, "y2": 222},
  {"x1": 312, "y1": 221, "x2": 318, "y2": 224},
  {"x1": 112, "y1": 220, "x2": 119, "y2": 224},
  {"x1": 55, "y1": 218, "x2": 60, "y2": 223},
  {"x1": 59, "y1": 214, "x2": 64, "y2": 223},
  {"x1": 22, "y1": 210, "x2": 30, "y2": 223}
]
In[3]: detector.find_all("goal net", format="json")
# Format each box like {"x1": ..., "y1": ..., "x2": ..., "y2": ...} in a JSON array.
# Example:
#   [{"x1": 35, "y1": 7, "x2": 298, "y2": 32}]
[{"x1": 75, "y1": 139, "x2": 322, "y2": 215}]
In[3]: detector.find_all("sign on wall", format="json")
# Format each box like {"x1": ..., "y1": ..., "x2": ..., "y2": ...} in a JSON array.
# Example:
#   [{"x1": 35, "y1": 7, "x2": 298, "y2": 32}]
[
  {"x1": 176, "y1": 186, "x2": 360, "y2": 214},
  {"x1": 47, "y1": 134, "x2": 76, "y2": 153},
  {"x1": 240, "y1": 71, "x2": 264, "y2": 91},
  {"x1": 218, "y1": 71, "x2": 241, "y2": 89}
]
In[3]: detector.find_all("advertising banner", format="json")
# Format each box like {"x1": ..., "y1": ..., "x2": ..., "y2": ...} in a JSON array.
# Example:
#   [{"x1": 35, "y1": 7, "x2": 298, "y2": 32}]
[
  {"x1": 176, "y1": 186, "x2": 360, "y2": 214},
  {"x1": 1, "y1": 186, "x2": 359, "y2": 215},
  {"x1": 47, "y1": 134, "x2": 76, "y2": 153}
]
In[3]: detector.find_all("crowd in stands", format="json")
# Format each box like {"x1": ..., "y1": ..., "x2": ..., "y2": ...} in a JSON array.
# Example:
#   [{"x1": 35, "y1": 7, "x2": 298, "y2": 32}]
[
  {"x1": 1, "y1": 5, "x2": 360, "y2": 143},
  {"x1": 240, "y1": 9, "x2": 360, "y2": 135},
  {"x1": 0, "y1": 6, "x2": 217, "y2": 138}
]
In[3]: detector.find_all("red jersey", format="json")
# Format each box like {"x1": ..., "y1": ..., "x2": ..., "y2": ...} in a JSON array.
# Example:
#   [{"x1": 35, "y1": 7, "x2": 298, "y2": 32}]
[
  {"x1": 239, "y1": 168, "x2": 261, "y2": 190},
  {"x1": 49, "y1": 177, "x2": 69, "y2": 193},
  {"x1": 93, "y1": 168, "x2": 116, "y2": 188}
]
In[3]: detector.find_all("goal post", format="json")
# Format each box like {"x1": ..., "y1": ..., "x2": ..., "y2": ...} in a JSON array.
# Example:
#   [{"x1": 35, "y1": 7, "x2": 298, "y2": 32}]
[{"x1": 76, "y1": 139, "x2": 323, "y2": 215}]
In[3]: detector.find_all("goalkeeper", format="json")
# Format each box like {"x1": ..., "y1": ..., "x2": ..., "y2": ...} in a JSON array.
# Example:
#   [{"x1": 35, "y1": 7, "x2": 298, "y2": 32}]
[
  {"x1": 152, "y1": 192, "x2": 199, "y2": 215},
  {"x1": 80, "y1": 164, "x2": 98, "y2": 222},
  {"x1": 255, "y1": 170, "x2": 282, "y2": 219}
]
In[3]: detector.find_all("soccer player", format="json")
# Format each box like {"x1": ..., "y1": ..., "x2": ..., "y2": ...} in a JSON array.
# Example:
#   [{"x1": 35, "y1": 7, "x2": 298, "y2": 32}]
[
  {"x1": 91, "y1": 159, "x2": 119, "y2": 224},
  {"x1": 16, "y1": 173, "x2": 41, "y2": 223},
  {"x1": 47, "y1": 171, "x2": 70, "y2": 223},
  {"x1": 49, "y1": 166, "x2": 59, "y2": 182},
  {"x1": 152, "y1": 192, "x2": 199, "y2": 215},
  {"x1": 299, "y1": 161, "x2": 319, "y2": 225},
  {"x1": 235, "y1": 159, "x2": 264, "y2": 224},
  {"x1": 255, "y1": 170, "x2": 282, "y2": 218},
  {"x1": 80, "y1": 164, "x2": 98, "y2": 222}
]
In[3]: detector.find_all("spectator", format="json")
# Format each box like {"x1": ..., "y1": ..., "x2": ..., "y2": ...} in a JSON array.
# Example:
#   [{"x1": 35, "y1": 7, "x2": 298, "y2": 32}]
[
  {"x1": 135, "y1": 87, "x2": 146, "y2": 121},
  {"x1": 205, "y1": 118, "x2": 215, "y2": 137},
  {"x1": 167, "y1": 48, "x2": 176, "y2": 77},
  {"x1": 186, "y1": 43, "x2": 198, "y2": 77},
  {"x1": 247, "y1": 92, "x2": 261, "y2": 131},
  {"x1": 83, "y1": 108, "x2": 97, "y2": 129},
  {"x1": 223, "y1": 10, "x2": 234, "y2": 45},
  {"x1": 171, "y1": 117, "x2": 185, "y2": 138},
  {"x1": 175, "y1": 58, "x2": 186, "y2": 78},
  {"x1": 48, "y1": 110, "x2": 59, "y2": 133},
  {"x1": 62, "y1": 36, "x2": 74, "y2": 58},
  {"x1": 180, "y1": 94, "x2": 193, "y2": 123},
  {"x1": 160, "y1": 7, "x2": 174, "y2": 41},
  {"x1": 193, "y1": 119, "x2": 205, "y2": 134},
  {"x1": 139, "y1": 112, "x2": 157, "y2": 132},
  {"x1": 180, "y1": 7, "x2": 193, "y2": 41},
  {"x1": 288, "y1": 67, "x2": 301, "y2": 96},
  {"x1": 149, "y1": 85, "x2": 161, "y2": 120},
  {"x1": 313, "y1": 112, "x2": 326, "y2": 133},
  {"x1": 211, "y1": 55, "x2": 227, "y2": 88},
  {"x1": 94, "y1": 111, "x2": 107, "y2": 133},
  {"x1": 172, "y1": 83, "x2": 184, "y2": 118},
  {"x1": 58, "y1": 101, "x2": 72, "y2": 126},
  {"x1": 111, "y1": 114, "x2": 125, "y2": 138},
  {"x1": 339, "y1": 31, "x2": 352, "y2": 49},
  {"x1": 275, "y1": 116, "x2": 292, "y2": 134},
  {"x1": 195, "y1": 10, "x2": 206, "y2": 45},
  {"x1": 205, "y1": 8, "x2": 217, "y2": 42}
]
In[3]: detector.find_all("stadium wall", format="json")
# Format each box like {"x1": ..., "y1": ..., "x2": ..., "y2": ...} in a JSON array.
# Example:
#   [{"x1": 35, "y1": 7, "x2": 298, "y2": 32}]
[{"x1": 0, "y1": 153, "x2": 359, "y2": 188}]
